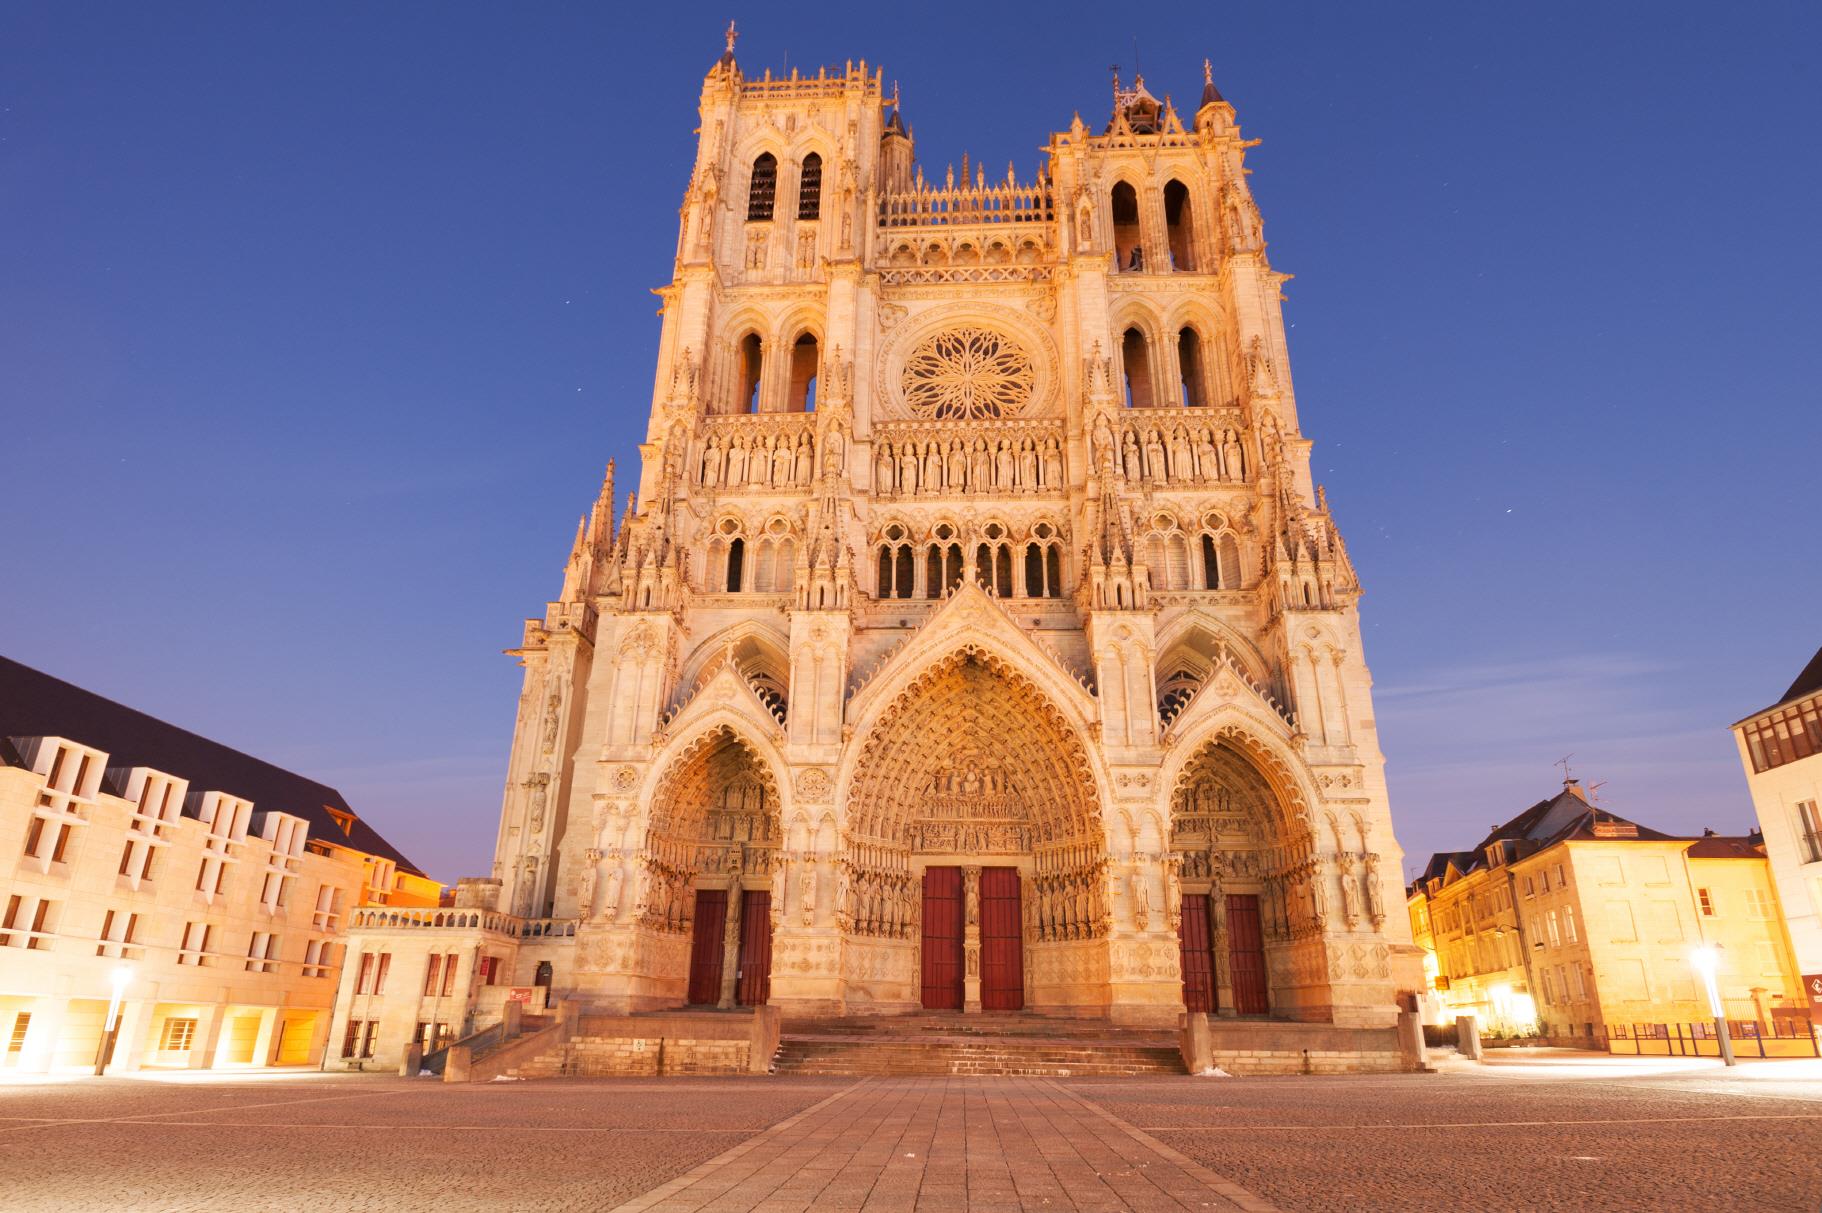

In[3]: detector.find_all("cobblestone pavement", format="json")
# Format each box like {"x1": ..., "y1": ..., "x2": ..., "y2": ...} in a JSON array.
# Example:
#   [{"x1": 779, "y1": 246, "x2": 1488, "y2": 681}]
[
  {"x1": 1077, "y1": 1053, "x2": 1822, "y2": 1212},
  {"x1": 1, "y1": 1054, "x2": 1818, "y2": 1212}
]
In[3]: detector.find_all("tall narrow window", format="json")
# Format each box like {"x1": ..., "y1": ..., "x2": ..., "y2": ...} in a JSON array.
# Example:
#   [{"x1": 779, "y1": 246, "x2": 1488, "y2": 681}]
[
  {"x1": 894, "y1": 545, "x2": 914, "y2": 600},
  {"x1": 797, "y1": 153, "x2": 822, "y2": 220},
  {"x1": 1178, "y1": 328, "x2": 1207, "y2": 407},
  {"x1": 925, "y1": 547, "x2": 943, "y2": 600},
  {"x1": 788, "y1": 333, "x2": 819, "y2": 412},
  {"x1": 1045, "y1": 546, "x2": 1061, "y2": 597},
  {"x1": 1110, "y1": 182, "x2": 1141, "y2": 271},
  {"x1": 878, "y1": 546, "x2": 894, "y2": 597},
  {"x1": 747, "y1": 153, "x2": 777, "y2": 221},
  {"x1": 737, "y1": 334, "x2": 763, "y2": 413},
  {"x1": 994, "y1": 546, "x2": 1013, "y2": 598},
  {"x1": 1025, "y1": 544, "x2": 1044, "y2": 597},
  {"x1": 1164, "y1": 179, "x2": 1195, "y2": 271},
  {"x1": 423, "y1": 954, "x2": 443, "y2": 996},
  {"x1": 1121, "y1": 328, "x2": 1153, "y2": 408},
  {"x1": 1799, "y1": 800, "x2": 1822, "y2": 863},
  {"x1": 726, "y1": 538, "x2": 745, "y2": 592},
  {"x1": 1202, "y1": 534, "x2": 1220, "y2": 589}
]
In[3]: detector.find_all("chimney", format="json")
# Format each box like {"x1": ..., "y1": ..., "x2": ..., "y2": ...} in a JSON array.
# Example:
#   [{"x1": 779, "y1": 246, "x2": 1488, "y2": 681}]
[{"x1": 1563, "y1": 778, "x2": 1586, "y2": 801}]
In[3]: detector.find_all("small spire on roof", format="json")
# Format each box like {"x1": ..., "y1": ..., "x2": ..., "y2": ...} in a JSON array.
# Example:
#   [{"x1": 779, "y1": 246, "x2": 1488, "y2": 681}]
[{"x1": 725, "y1": 19, "x2": 737, "y2": 55}]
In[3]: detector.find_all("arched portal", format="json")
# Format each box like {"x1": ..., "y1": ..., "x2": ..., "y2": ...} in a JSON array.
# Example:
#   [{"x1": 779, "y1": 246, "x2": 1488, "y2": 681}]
[
  {"x1": 843, "y1": 650, "x2": 1108, "y2": 1014},
  {"x1": 1167, "y1": 733, "x2": 1333, "y2": 1020},
  {"x1": 643, "y1": 727, "x2": 783, "y2": 1008}
]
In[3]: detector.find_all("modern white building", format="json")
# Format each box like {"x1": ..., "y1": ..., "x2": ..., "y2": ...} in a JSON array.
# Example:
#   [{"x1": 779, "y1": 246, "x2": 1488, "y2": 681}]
[
  {"x1": 1732, "y1": 647, "x2": 1822, "y2": 1019},
  {"x1": 0, "y1": 656, "x2": 438, "y2": 1074}
]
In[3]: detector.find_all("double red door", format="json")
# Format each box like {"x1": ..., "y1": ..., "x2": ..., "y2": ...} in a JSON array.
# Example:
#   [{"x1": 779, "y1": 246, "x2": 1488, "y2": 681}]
[
  {"x1": 922, "y1": 867, "x2": 1024, "y2": 1010},
  {"x1": 980, "y1": 867, "x2": 1023, "y2": 1011},
  {"x1": 1225, "y1": 893, "x2": 1270, "y2": 1015},
  {"x1": 735, "y1": 890, "x2": 772, "y2": 1006},
  {"x1": 686, "y1": 890, "x2": 727, "y2": 1005},
  {"x1": 1177, "y1": 893, "x2": 1216, "y2": 1013},
  {"x1": 686, "y1": 888, "x2": 773, "y2": 1006},
  {"x1": 921, "y1": 867, "x2": 964, "y2": 1009}
]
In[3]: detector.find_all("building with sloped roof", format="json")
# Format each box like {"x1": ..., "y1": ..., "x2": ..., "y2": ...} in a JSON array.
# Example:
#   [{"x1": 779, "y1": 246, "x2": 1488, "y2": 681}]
[
  {"x1": 1408, "y1": 780, "x2": 1805, "y2": 1043},
  {"x1": 0, "y1": 656, "x2": 440, "y2": 1074},
  {"x1": 1731, "y1": 645, "x2": 1822, "y2": 1017}
]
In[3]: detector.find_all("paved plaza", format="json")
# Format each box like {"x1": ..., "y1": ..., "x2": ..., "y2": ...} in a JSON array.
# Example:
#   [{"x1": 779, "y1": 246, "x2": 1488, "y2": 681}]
[{"x1": 1, "y1": 1052, "x2": 1819, "y2": 1211}]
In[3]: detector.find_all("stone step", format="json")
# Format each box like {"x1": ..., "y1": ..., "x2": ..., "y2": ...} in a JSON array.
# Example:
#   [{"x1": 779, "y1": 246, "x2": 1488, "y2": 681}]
[{"x1": 772, "y1": 1035, "x2": 1185, "y2": 1077}]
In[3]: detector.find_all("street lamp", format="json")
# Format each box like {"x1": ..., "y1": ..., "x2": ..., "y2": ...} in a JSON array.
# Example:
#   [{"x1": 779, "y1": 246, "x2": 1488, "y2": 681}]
[
  {"x1": 92, "y1": 962, "x2": 134, "y2": 1077},
  {"x1": 1689, "y1": 944, "x2": 1735, "y2": 1067}
]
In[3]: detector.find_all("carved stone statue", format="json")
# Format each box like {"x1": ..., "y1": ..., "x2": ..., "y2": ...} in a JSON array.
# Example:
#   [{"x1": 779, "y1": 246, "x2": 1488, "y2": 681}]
[{"x1": 602, "y1": 854, "x2": 625, "y2": 920}]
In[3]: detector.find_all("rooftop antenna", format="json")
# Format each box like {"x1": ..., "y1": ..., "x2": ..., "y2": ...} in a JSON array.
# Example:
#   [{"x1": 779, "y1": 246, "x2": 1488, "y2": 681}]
[
  {"x1": 1554, "y1": 753, "x2": 1575, "y2": 782},
  {"x1": 1587, "y1": 780, "x2": 1608, "y2": 803}
]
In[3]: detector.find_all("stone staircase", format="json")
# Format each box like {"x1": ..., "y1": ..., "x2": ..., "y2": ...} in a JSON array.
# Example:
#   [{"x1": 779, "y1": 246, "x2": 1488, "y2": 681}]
[{"x1": 772, "y1": 1013, "x2": 1186, "y2": 1077}]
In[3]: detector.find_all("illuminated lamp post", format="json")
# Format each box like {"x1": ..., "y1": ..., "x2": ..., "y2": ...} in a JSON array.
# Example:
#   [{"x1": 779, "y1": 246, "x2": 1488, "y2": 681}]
[
  {"x1": 92, "y1": 963, "x2": 134, "y2": 1077},
  {"x1": 1689, "y1": 944, "x2": 1735, "y2": 1067}
]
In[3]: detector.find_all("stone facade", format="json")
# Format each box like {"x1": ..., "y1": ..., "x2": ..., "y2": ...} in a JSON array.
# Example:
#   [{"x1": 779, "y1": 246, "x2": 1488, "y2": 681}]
[{"x1": 359, "y1": 41, "x2": 1423, "y2": 1046}]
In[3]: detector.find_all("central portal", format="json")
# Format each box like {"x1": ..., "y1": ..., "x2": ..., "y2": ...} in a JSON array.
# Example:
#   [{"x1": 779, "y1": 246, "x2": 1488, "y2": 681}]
[{"x1": 920, "y1": 865, "x2": 1023, "y2": 1011}]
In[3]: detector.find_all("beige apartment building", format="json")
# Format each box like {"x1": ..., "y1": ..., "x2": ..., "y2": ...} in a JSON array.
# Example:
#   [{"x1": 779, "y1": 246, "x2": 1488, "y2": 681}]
[
  {"x1": 1732, "y1": 647, "x2": 1822, "y2": 1018},
  {"x1": 1409, "y1": 781, "x2": 1805, "y2": 1043},
  {"x1": 0, "y1": 656, "x2": 438, "y2": 1074}
]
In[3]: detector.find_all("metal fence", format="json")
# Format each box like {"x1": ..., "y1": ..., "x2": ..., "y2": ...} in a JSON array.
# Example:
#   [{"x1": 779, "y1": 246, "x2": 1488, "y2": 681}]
[{"x1": 1608, "y1": 1020, "x2": 1819, "y2": 1058}]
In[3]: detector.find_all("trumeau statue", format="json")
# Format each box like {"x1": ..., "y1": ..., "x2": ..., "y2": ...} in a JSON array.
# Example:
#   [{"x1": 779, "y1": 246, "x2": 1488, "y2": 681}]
[{"x1": 438, "y1": 42, "x2": 1418, "y2": 1037}]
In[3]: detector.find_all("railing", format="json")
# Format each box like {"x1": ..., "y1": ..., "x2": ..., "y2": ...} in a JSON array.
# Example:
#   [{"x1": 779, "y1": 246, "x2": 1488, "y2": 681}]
[
  {"x1": 1608, "y1": 1020, "x2": 1819, "y2": 1059},
  {"x1": 879, "y1": 180, "x2": 1053, "y2": 228},
  {"x1": 346, "y1": 907, "x2": 579, "y2": 938}
]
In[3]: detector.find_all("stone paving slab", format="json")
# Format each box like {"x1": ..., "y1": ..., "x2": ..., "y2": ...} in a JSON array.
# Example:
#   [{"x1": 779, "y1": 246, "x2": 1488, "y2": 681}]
[{"x1": 608, "y1": 1077, "x2": 1277, "y2": 1213}]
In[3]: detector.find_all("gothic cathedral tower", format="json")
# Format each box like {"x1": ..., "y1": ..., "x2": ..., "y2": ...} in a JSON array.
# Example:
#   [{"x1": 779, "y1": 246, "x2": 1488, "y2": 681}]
[{"x1": 489, "y1": 36, "x2": 1421, "y2": 1027}]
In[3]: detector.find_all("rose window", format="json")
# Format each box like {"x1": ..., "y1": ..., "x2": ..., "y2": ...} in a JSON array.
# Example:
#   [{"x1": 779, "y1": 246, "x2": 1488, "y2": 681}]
[{"x1": 900, "y1": 327, "x2": 1035, "y2": 420}]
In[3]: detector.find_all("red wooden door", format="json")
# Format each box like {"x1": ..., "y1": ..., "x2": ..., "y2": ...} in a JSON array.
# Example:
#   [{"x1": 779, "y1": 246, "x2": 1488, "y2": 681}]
[
  {"x1": 1178, "y1": 893, "x2": 1216, "y2": 1013},
  {"x1": 736, "y1": 890, "x2": 772, "y2": 1006},
  {"x1": 686, "y1": 889, "x2": 727, "y2": 1006},
  {"x1": 1225, "y1": 893, "x2": 1269, "y2": 1015},
  {"x1": 921, "y1": 866, "x2": 964, "y2": 1009},
  {"x1": 980, "y1": 867, "x2": 1024, "y2": 1011}
]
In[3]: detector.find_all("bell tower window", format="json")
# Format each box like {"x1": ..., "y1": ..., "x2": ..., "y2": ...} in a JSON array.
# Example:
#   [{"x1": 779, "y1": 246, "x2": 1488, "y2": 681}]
[
  {"x1": 1111, "y1": 182, "x2": 1141, "y2": 271},
  {"x1": 1121, "y1": 328, "x2": 1154, "y2": 408},
  {"x1": 737, "y1": 333, "x2": 764, "y2": 413},
  {"x1": 747, "y1": 154, "x2": 778, "y2": 221},
  {"x1": 797, "y1": 153, "x2": 822, "y2": 220},
  {"x1": 1178, "y1": 327, "x2": 1207, "y2": 407},
  {"x1": 788, "y1": 334, "x2": 819, "y2": 412},
  {"x1": 1164, "y1": 180, "x2": 1195, "y2": 271}
]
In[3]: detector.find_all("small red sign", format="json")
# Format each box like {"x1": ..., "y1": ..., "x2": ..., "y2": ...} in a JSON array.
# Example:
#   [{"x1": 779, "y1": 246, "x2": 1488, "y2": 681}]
[{"x1": 506, "y1": 987, "x2": 533, "y2": 1004}]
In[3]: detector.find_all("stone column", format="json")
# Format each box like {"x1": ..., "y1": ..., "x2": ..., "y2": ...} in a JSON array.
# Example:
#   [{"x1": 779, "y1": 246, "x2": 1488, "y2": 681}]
[{"x1": 964, "y1": 865, "x2": 982, "y2": 1013}]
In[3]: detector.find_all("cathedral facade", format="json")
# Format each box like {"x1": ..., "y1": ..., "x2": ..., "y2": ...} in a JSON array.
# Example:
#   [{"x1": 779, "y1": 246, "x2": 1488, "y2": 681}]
[{"x1": 482, "y1": 41, "x2": 1421, "y2": 1029}]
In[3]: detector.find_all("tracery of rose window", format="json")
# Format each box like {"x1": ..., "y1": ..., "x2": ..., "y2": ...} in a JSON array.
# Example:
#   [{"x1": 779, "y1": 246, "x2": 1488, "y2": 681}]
[{"x1": 900, "y1": 327, "x2": 1035, "y2": 420}]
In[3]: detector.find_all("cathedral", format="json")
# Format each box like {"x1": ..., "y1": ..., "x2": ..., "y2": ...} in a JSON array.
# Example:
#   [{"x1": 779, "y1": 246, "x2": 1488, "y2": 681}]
[{"x1": 465, "y1": 37, "x2": 1422, "y2": 1030}]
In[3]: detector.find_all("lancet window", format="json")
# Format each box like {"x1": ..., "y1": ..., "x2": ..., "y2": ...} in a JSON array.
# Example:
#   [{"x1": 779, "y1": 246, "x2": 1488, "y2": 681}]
[
  {"x1": 747, "y1": 154, "x2": 778, "y2": 221},
  {"x1": 1121, "y1": 327, "x2": 1155, "y2": 409},
  {"x1": 1164, "y1": 179, "x2": 1196, "y2": 271},
  {"x1": 750, "y1": 519, "x2": 795, "y2": 593},
  {"x1": 1110, "y1": 181, "x2": 1142, "y2": 272},
  {"x1": 876, "y1": 524, "x2": 915, "y2": 599},
  {"x1": 797, "y1": 153, "x2": 822, "y2": 220},
  {"x1": 787, "y1": 333, "x2": 819, "y2": 412},
  {"x1": 736, "y1": 334, "x2": 764, "y2": 413},
  {"x1": 975, "y1": 523, "x2": 1014, "y2": 597},
  {"x1": 1023, "y1": 522, "x2": 1064, "y2": 598},
  {"x1": 1177, "y1": 327, "x2": 1209, "y2": 407}
]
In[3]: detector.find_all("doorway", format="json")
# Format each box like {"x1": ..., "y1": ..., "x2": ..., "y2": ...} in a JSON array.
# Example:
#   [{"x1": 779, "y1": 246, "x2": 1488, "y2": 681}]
[
  {"x1": 1225, "y1": 893, "x2": 1269, "y2": 1015},
  {"x1": 921, "y1": 867, "x2": 964, "y2": 1009},
  {"x1": 980, "y1": 867, "x2": 1024, "y2": 1010},
  {"x1": 686, "y1": 889, "x2": 729, "y2": 1005},
  {"x1": 735, "y1": 889, "x2": 773, "y2": 1005},
  {"x1": 1177, "y1": 893, "x2": 1216, "y2": 1013}
]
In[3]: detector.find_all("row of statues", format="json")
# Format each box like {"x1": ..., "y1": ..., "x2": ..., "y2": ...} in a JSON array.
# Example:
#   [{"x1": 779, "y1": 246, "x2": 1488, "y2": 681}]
[
  {"x1": 841, "y1": 867, "x2": 916, "y2": 939},
  {"x1": 1027, "y1": 868, "x2": 1110, "y2": 942},
  {"x1": 875, "y1": 433, "x2": 1065, "y2": 496},
  {"x1": 699, "y1": 430, "x2": 819, "y2": 488},
  {"x1": 1094, "y1": 421, "x2": 1247, "y2": 485}
]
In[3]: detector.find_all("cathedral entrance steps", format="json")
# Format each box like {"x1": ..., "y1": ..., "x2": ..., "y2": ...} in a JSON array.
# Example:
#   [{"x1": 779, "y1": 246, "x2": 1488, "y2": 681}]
[{"x1": 772, "y1": 1012, "x2": 1185, "y2": 1077}]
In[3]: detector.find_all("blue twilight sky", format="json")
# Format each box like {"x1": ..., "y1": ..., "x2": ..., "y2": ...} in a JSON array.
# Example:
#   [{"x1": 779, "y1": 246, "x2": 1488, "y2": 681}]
[{"x1": 3, "y1": 3, "x2": 1818, "y2": 884}]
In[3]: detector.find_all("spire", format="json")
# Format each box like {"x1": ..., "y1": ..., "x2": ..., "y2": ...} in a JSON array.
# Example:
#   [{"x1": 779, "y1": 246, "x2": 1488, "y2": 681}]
[
  {"x1": 713, "y1": 19, "x2": 737, "y2": 72},
  {"x1": 587, "y1": 459, "x2": 616, "y2": 549},
  {"x1": 1200, "y1": 57, "x2": 1225, "y2": 107}
]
